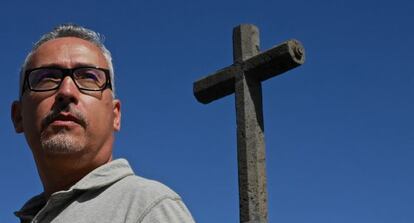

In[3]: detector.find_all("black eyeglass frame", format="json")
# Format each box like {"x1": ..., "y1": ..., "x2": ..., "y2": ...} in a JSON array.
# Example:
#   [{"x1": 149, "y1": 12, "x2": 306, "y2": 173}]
[{"x1": 22, "y1": 66, "x2": 112, "y2": 95}]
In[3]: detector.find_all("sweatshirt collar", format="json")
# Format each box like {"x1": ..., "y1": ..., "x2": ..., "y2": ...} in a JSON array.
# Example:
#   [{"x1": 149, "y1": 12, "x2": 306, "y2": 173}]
[{"x1": 15, "y1": 158, "x2": 134, "y2": 219}]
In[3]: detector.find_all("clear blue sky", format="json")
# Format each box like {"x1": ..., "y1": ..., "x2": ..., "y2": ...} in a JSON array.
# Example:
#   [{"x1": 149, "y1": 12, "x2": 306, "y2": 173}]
[{"x1": 1, "y1": 0, "x2": 413, "y2": 222}]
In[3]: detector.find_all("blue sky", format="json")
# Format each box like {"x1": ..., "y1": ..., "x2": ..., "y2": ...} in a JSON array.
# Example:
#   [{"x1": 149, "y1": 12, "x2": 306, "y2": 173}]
[{"x1": 1, "y1": 0, "x2": 413, "y2": 222}]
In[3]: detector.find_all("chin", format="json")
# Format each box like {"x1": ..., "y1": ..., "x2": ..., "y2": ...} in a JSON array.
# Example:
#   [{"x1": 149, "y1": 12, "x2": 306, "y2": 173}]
[{"x1": 40, "y1": 133, "x2": 86, "y2": 155}]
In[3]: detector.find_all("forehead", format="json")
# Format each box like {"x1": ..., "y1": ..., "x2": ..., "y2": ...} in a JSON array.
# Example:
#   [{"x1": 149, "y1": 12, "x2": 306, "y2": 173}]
[{"x1": 27, "y1": 37, "x2": 108, "y2": 69}]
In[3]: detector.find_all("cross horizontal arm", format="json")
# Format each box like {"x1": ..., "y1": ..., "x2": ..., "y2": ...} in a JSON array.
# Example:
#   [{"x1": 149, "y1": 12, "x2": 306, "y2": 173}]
[
  {"x1": 193, "y1": 65, "x2": 241, "y2": 104},
  {"x1": 193, "y1": 39, "x2": 305, "y2": 104},
  {"x1": 243, "y1": 39, "x2": 305, "y2": 81}
]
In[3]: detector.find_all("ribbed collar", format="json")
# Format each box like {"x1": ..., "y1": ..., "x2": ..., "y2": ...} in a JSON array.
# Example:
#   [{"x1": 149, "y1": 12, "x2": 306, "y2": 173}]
[{"x1": 15, "y1": 158, "x2": 134, "y2": 220}]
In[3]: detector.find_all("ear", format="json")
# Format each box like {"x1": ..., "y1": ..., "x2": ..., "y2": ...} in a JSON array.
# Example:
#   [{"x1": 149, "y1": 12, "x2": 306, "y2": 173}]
[
  {"x1": 112, "y1": 99, "x2": 121, "y2": 131},
  {"x1": 11, "y1": 101, "x2": 24, "y2": 133}
]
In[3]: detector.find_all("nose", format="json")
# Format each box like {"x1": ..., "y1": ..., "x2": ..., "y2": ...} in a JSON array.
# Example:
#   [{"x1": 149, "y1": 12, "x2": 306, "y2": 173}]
[{"x1": 55, "y1": 76, "x2": 80, "y2": 105}]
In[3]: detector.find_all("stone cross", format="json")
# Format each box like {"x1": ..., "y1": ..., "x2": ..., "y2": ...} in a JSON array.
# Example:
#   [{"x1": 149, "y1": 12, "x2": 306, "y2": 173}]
[{"x1": 193, "y1": 24, "x2": 305, "y2": 223}]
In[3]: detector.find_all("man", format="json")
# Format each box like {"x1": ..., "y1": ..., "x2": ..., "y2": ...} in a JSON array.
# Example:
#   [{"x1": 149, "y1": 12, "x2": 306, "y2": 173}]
[{"x1": 11, "y1": 24, "x2": 195, "y2": 223}]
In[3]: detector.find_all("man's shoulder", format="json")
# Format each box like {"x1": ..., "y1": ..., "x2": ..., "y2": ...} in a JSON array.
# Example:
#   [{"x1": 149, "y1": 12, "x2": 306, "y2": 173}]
[
  {"x1": 112, "y1": 174, "x2": 182, "y2": 201},
  {"x1": 69, "y1": 171, "x2": 193, "y2": 222},
  {"x1": 79, "y1": 158, "x2": 182, "y2": 203},
  {"x1": 116, "y1": 175, "x2": 194, "y2": 223}
]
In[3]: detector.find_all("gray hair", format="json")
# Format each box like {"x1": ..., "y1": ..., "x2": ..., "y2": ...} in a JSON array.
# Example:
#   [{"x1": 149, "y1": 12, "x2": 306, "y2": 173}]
[{"x1": 19, "y1": 23, "x2": 115, "y2": 97}]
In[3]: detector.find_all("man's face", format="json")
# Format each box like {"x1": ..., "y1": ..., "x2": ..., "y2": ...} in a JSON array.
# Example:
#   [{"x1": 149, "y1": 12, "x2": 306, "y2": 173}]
[{"x1": 12, "y1": 37, "x2": 121, "y2": 162}]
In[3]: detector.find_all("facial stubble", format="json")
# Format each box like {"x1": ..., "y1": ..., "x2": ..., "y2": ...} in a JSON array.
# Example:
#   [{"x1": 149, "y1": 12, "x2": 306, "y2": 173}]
[
  {"x1": 40, "y1": 129, "x2": 86, "y2": 154},
  {"x1": 40, "y1": 105, "x2": 88, "y2": 154}
]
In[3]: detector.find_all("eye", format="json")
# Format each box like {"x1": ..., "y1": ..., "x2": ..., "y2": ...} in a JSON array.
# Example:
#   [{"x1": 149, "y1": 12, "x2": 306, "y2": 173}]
[
  {"x1": 78, "y1": 72, "x2": 99, "y2": 80},
  {"x1": 29, "y1": 69, "x2": 62, "y2": 86},
  {"x1": 74, "y1": 68, "x2": 103, "y2": 81},
  {"x1": 74, "y1": 68, "x2": 106, "y2": 89}
]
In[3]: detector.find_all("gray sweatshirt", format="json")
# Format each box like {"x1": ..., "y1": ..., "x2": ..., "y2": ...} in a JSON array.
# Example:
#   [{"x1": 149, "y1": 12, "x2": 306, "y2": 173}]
[{"x1": 15, "y1": 159, "x2": 195, "y2": 223}]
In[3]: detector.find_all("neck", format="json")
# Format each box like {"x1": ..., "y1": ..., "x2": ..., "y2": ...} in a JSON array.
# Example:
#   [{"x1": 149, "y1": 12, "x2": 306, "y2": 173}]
[{"x1": 34, "y1": 153, "x2": 113, "y2": 198}]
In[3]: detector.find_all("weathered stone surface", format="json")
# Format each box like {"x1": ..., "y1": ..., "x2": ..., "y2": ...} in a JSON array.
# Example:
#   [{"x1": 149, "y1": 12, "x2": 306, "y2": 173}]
[
  {"x1": 193, "y1": 39, "x2": 304, "y2": 104},
  {"x1": 233, "y1": 24, "x2": 267, "y2": 223},
  {"x1": 193, "y1": 24, "x2": 305, "y2": 223}
]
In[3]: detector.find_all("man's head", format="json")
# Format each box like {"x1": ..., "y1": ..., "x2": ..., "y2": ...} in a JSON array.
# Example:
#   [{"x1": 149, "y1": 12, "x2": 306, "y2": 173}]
[
  {"x1": 11, "y1": 24, "x2": 121, "y2": 171},
  {"x1": 19, "y1": 24, "x2": 116, "y2": 97}
]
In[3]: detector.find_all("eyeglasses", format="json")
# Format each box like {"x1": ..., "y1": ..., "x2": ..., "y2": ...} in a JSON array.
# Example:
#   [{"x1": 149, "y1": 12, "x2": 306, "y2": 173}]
[{"x1": 22, "y1": 66, "x2": 112, "y2": 94}]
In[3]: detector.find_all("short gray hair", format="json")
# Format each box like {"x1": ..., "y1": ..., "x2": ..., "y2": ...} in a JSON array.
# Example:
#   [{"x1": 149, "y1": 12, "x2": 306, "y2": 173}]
[{"x1": 19, "y1": 23, "x2": 115, "y2": 97}]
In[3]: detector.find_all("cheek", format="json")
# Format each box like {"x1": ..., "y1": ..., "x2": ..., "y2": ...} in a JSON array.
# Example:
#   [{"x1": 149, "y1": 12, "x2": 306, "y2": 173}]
[
  {"x1": 84, "y1": 99, "x2": 114, "y2": 131},
  {"x1": 22, "y1": 99, "x2": 51, "y2": 131},
  {"x1": 21, "y1": 97, "x2": 54, "y2": 146}
]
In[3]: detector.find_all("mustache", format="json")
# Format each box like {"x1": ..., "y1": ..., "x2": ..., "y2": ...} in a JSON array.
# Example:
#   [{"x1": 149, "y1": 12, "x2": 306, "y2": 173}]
[{"x1": 41, "y1": 104, "x2": 88, "y2": 130}]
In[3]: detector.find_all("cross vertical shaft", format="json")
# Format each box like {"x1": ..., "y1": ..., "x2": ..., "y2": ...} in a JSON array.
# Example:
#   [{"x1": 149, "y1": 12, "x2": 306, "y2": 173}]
[{"x1": 234, "y1": 25, "x2": 268, "y2": 223}]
